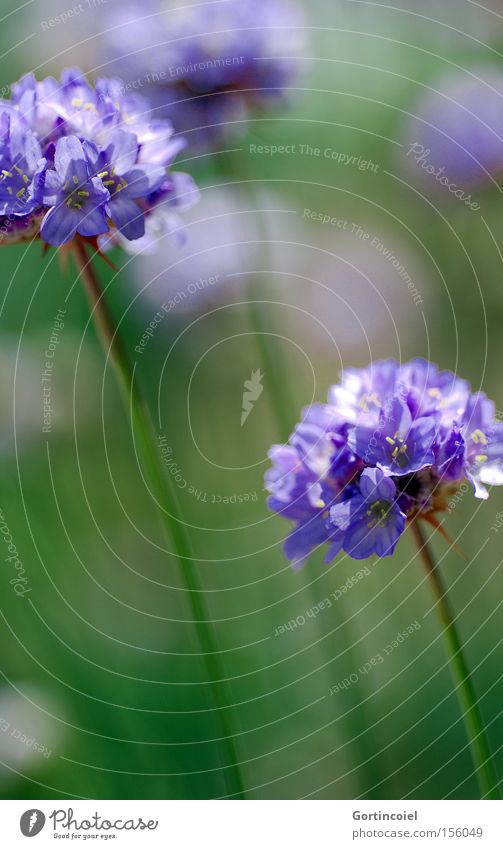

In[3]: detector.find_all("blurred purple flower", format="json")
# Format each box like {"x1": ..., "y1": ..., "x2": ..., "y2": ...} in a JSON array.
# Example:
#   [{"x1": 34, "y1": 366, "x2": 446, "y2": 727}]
[
  {"x1": 101, "y1": 0, "x2": 305, "y2": 144},
  {"x1": 404, "y1": 67, "x2": 503, "y2": 187}
]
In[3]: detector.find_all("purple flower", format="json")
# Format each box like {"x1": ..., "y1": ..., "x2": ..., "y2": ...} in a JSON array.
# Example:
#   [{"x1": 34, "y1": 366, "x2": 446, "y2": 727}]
[
  {"x1": 327, "y1": 359, "x2": 400, "y2": 426},
  {"x1": 266, "y1": 359, "x2": 503, "y2": 568},
  {"x1": 349, "y1": 396, "x2": 437, "y2": 476},
  {"x1": 330, "y1": 468, "x2": 406, "y2": 560},
  {"x1": 284, "y1": 515, "x2": 341, "y2": 572},
  {"x1": 266, "y1": 405, "x2": 361, "y2": 569},
  {"x1": 90, "y1": 130, "x2": 165, "y2": 240},
  {"x1": 403, "y1": 67, "x2": 503, "y2": 187},
  {"x1": 0, "y1": 68, "x2": 199, "y2": 248},
  {"x1": 100, "y1": 0, "x2": 305, "y2": 146},
  {"x1": 435, "y1": 425, "x2": 465, "y2": 483},
  {"x1": 400, "y1": 358, "x2": 470, "y2": 425},
  {"x1": 266, "y1": 441, "x2": 334, "y2": 572},
  {"x1": 40, "y1": 136, "x2": 109, "y2": 245}
]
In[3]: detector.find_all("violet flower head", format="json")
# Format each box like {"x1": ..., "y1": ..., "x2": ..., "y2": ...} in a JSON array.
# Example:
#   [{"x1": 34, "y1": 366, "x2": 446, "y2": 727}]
[
  {"x1": 404, "y1": 67, "x2": 503, "y2": 188},
  {"x1": 0, "y1": 68, "x2": 199, "y2": 248},
  {"x1": 266, "y1": 359, "x2": 503, "y2": 568},
  {"x1": 101, "y1": 0, "x2": 305, "y2": 143}
]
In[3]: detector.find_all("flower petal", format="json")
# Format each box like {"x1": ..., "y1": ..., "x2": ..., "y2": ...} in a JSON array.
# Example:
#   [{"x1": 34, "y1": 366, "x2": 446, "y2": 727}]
[
  {"x1": 122, "y1": 164, "x2": 166, "y2": 198},
  {"x1": 77, "y1": 204, "x2": 109, "y2": 237},
  {"x1": 104, "y1": 129, "x2": 139, "y2": 175},
  {"x1": 109, "y1": 196, "x2": 145, "y2": 240},
  {"x1": 283, "y1": 516, "x2": 329, "y2": 570},
  {"x1": 344, "y1": 522, "x2": 377, "y2": 560},
  {"x1": 54, "y1": 136, "x2": 89, "y2": 184},
  {"x1": 374, "y1": 513, "x2": 405, "y2": 557},
  {"x1": 330, "y1": 498, "x2": 359, "y2": 532},
  {"x1": 41, "y1": 168, "x2": 63, "y2": 206},
  {"x1": 40, "y1": 203, "x2": 79, "y2": 246}
]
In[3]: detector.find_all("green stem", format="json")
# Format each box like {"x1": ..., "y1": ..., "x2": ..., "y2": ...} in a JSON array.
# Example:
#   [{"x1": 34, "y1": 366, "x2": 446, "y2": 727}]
[
  {"x1": 410, "y1": 520, "x2": 500, "y2": 799},
  {"x1": 71, "y1": 239, "x2": 245, "y2": 799},
  {"x1": 223, "y1": 153, "x2": 296, "y2": 438},
  {"x1": 221, "y1": 162, "x2": 383, "y2": 784},
  {"x1": 245, "y1": 294, "x2": 296, "y2": 438}
]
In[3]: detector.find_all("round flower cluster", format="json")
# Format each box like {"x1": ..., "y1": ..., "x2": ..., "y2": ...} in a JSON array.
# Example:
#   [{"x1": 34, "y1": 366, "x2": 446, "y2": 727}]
[
  {"x1": 404, "y1": 67, "x2": 503, "y2": 188},
  {"x1": 102, "y1": 0, "x2": 305, "y2": 141},
  {"x1": 0, "y1": 68, "x2": 198, "y2": 249},
  {"x1": 266, "y1": 359, "x2": 503, "y2": 566}
]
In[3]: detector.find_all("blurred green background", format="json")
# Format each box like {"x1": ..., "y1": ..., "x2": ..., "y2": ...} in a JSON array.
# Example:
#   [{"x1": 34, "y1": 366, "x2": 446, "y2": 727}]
[{"x1": 1, "y1": 0, "x2": 503, "y2": 800}]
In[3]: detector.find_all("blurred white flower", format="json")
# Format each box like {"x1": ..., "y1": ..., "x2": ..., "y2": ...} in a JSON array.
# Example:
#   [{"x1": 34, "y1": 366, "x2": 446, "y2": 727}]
[
  {"x1": 124, "y1": 184, "x2": 296, "y2": 313},
  {"x1": 1, "y1": 334, "x2": 102, "y2": 454},
  {"x1": 278, "y1": 220, "x2": 433, "y2": 355},
  {"x1": 0, "y1": 683, "x2": 66, "y2": 780}
]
